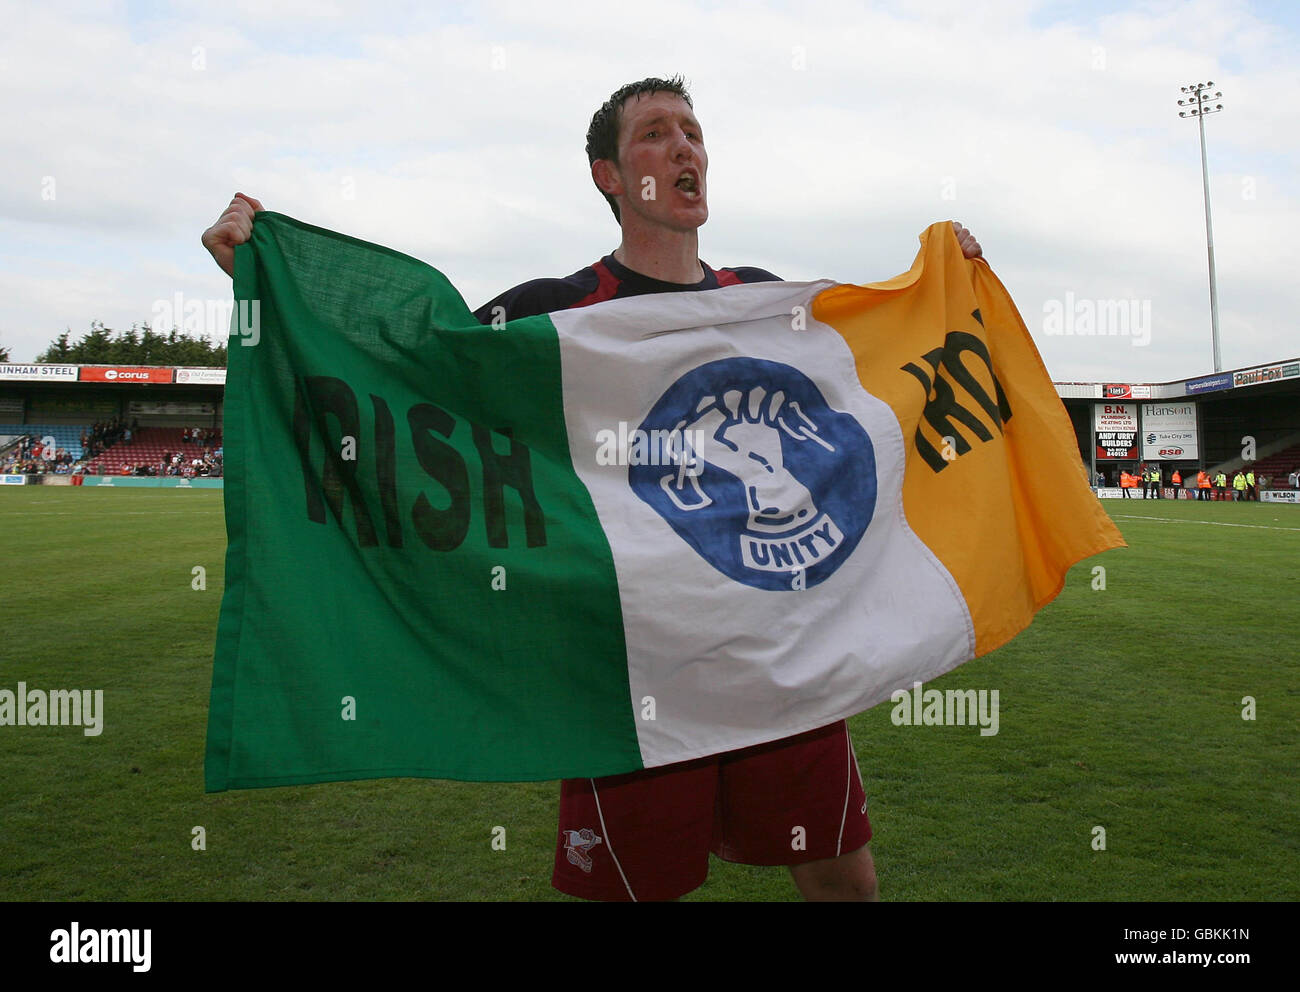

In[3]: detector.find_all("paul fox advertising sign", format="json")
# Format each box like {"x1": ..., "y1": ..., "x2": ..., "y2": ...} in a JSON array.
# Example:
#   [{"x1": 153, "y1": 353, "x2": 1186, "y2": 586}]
[
  {"x1": 1140, "y1": 403, "x2": 1198, "y2": 460},
  {"x1": 1094, "y1": 403, "x2": 1138, "y2": 460},
  {"x1": 1233, "y1": 362, "x2": 1299, "y2": 389}
]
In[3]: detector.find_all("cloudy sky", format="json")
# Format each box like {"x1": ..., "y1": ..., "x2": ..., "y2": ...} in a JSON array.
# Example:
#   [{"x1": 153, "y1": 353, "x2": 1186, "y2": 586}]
[{"x1": 3, "y1": 0, "x2": 1297, "y2": 383}]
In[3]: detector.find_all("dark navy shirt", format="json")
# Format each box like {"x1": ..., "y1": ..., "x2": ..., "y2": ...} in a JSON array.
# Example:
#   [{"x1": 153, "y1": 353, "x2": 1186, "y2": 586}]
[{"x1": 473, "y1": 253, "x2": 781, "y2": 323}]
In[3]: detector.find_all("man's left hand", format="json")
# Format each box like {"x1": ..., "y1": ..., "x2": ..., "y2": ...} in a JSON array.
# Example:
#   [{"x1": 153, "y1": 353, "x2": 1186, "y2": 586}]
[{"x1": 951, "y1": 221, "x2": 983, "y2": 259}]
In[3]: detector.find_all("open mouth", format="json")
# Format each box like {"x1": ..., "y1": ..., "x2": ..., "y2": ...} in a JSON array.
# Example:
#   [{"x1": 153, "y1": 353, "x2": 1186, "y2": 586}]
[{"x1": 675, "y1": 173, "x2": 700, "y2": 196}]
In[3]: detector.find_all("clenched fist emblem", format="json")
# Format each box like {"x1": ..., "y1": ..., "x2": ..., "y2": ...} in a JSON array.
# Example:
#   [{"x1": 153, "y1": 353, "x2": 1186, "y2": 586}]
[
  {"x1": 630, "y1": 358, "x2": 877, "y2": 591},
  {"x1": 661, "y1": 386, "x2": 834, "y2": 538}
]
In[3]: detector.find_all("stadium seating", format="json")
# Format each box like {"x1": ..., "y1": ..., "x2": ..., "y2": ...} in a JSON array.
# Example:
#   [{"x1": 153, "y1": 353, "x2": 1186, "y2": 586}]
[
  {"x1": 1252, "y1": 442, "x2": 1300, "y2": 488},
  {"x1": 0, "y1": 423, "x2": 90, "y2": 460},
  {"x1": 79, "y1": 427, "x2": 222, "y2": 474}
]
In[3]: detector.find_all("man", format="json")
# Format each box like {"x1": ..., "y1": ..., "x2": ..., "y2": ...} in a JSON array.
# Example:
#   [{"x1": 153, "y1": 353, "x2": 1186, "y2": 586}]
[
  {"x1": 200, "y1": 76, "x2": 985, "y2": 902},
  {"x1": 1171, "y1": 468, "x2": 1182, "y2": 498},
  {"x1": 472, "y1": 77, "x2": 990, "y2": 903},
  {"x1": 1233, "y1": 469, "x2": 1247, "y2": 501},
  {"x1": 1196, "y1": 468, "x2": 1210, "y2": 501},
  {"x1": 1246, "y1": 466, "x2": 1257, "y2": 501},
  {"x1": 1214, "y1": 469, "x2": 1228, "y2": 501}
]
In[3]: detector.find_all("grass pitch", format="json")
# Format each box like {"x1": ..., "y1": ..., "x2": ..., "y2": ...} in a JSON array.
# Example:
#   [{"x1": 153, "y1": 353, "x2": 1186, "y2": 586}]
[{"x1": 1, "y1": 488, "x2": 1296, "y2": 901}]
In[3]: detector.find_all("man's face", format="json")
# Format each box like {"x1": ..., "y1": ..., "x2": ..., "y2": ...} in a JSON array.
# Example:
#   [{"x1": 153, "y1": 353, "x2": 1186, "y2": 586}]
[{"x1": 608, "y1": 91, "x2": 708, "y2": 232}]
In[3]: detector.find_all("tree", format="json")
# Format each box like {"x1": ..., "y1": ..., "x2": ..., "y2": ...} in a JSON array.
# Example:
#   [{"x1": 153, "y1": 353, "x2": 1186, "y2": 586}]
[
  {"x1": 35, "y1": 329, "x2": 73, "y2": 363},
  {"x1": 139, "y1": 323, "x2": 164, "y2": 366},
  {"x1": 110, "y1": 326, "x2": 141, "y2": 365},
  {"x1": 32, "y1": 321, "x2": 228, "y2": 367},
  {"x1": 70, "y1": 322, "x2": 115, "y2": 362}
]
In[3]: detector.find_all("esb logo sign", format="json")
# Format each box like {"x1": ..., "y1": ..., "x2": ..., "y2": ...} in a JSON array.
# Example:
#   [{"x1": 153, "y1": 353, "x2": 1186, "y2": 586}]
[{"x1": 1158, "y1": 447, "x2": 1183, "y2": 456}]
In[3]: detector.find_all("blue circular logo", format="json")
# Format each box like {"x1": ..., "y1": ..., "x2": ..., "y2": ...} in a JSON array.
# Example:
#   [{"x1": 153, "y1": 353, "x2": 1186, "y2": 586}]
[{"x1": 629, "y1": 358, "x2": 876, "y2": 590}]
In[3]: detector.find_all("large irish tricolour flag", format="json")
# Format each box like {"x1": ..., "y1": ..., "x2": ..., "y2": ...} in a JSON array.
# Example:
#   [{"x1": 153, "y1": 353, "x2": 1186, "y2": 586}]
[{"x1": 204, "y1": 212, "x2": 1122, "y2": 791}]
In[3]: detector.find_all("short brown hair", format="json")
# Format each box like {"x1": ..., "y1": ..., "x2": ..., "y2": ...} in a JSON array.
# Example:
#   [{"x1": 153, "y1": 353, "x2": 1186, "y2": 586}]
[{"x1": 586, "y1": 75, "x2": 692, "y2": 223}]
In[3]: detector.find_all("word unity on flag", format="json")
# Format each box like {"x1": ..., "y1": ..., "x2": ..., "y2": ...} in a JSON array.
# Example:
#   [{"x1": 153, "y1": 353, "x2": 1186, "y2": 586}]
[{"x1": 204, "y1": 213, "x2": 1122, "y2": 791}]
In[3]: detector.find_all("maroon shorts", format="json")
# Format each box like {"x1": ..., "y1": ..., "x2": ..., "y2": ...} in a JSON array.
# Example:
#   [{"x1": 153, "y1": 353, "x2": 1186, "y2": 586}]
[{"x1": 552, "y1": 720, "x2": 872, "y2": 901}]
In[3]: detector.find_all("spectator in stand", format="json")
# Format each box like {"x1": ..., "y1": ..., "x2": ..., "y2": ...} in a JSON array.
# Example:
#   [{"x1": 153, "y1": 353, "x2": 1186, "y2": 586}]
[{"x1": 1258, "y1": 473, "x2": 1269, "y2": 494}]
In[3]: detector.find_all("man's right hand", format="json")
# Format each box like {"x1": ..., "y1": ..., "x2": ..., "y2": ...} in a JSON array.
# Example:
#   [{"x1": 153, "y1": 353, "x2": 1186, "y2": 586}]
[{"x1": 201, "y1": 193, "x2": 264, "y2": 278}]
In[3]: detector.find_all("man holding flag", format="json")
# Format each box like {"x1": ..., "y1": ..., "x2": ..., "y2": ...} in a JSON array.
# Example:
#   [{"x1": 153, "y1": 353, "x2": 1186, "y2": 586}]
[
  {"x1": 472, "y1": 76, "x2": 986, "y2": 903},
  {"x1": 199, "y1": 78, "x2": 1098, "y2": 904}
]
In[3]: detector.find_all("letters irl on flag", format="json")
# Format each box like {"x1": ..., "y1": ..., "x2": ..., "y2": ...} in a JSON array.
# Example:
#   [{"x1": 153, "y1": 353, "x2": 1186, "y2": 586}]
[{"x1": 204, "y1": 213, "x2": 1123, "y2": 792}]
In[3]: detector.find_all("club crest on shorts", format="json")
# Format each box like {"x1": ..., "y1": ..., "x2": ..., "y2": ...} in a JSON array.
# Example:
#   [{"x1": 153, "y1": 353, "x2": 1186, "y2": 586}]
[
  {"x1": 562, "y1": 827, "x2": 603, "y2": 873},
  {"x1": 629, "y1": 357, "x2": 876, "y2": 591}
]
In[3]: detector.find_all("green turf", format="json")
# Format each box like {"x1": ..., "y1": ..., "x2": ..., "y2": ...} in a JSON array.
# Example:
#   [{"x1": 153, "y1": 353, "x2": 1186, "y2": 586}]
[{"x1": 1, "y1": 488, "x2": 1296, "y2": 901}]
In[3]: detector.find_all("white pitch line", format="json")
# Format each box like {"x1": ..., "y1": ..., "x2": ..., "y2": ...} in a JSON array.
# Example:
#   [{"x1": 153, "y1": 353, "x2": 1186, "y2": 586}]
[
  {"x1": 11, "y1": 509, "x2": 223, "y2": 516},
  {"x1": 20, "y1": 496, "x2": 220, "y2": 504},
  {"x1": 1112, "y1": 514, "x2": 1300, "y2": 533}
]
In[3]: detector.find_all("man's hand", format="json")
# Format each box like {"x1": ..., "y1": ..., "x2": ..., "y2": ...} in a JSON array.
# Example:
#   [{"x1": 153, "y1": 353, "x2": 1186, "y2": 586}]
[
  {"x1": 951, "y1": 220, "x2": 982, "y2": 260},
  {"x1": 202, "y1": 193, "x2": 264, "y2": 278}
]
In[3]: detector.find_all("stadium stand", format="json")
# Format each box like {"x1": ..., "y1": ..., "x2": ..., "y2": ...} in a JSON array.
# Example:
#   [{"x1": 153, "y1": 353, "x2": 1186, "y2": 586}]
[
  {"x1": 1252, "y1": 442, "x2": 1300, "y2": 488},
  {"x1": 0, "y1": 423, "x2": 88, "y2": 460},
  {"x1": 84, "y1": 426, "x2": 222, "y2": 475}
]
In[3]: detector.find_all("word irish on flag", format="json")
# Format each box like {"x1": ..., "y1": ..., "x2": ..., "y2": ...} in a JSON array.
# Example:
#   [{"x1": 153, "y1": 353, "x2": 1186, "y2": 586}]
[{"x1": 204, "y1": 213, "x2": 1123, "y2": 791}]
